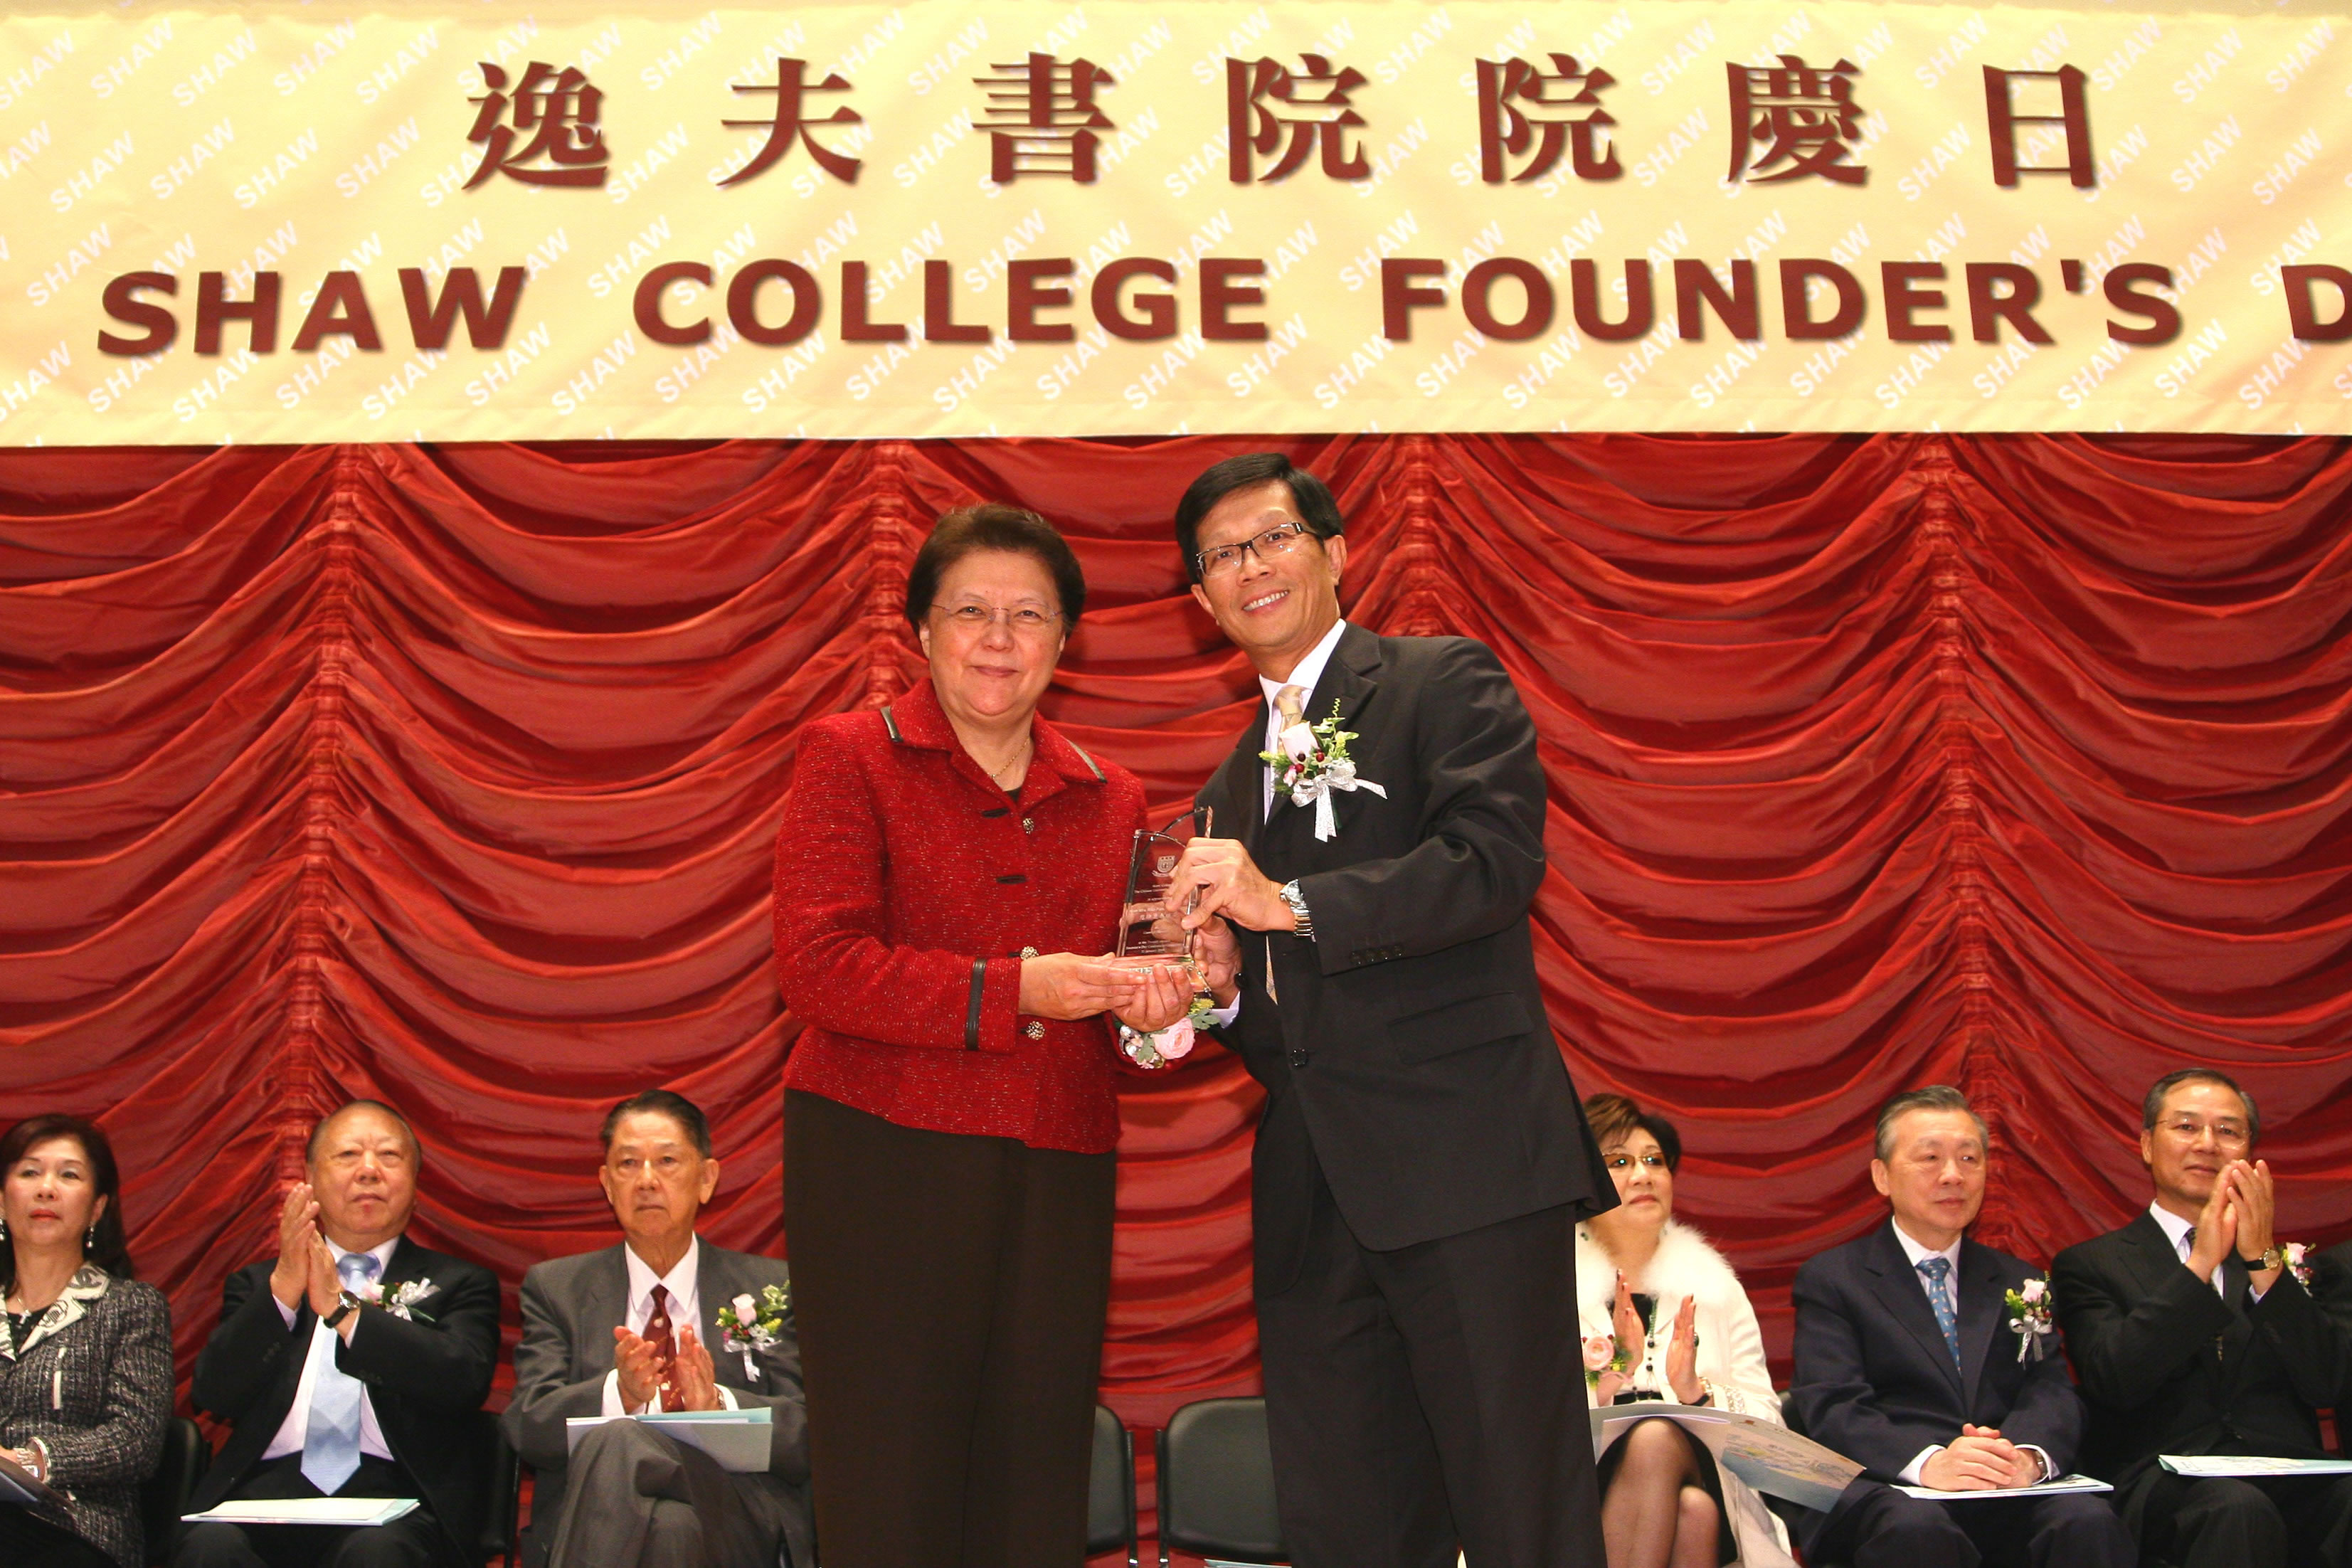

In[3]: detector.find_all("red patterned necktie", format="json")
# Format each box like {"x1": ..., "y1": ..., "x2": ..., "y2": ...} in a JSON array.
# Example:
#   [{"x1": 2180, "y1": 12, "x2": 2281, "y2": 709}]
[{"x1": 644, "y1": 1283, "x2": 686, "y2": 1411}]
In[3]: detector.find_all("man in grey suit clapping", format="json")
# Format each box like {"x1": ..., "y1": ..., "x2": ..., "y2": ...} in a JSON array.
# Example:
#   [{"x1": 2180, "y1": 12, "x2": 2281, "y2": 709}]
[{"x1": 505, "y1": 1091, "x2": 810, "y2": 1568}]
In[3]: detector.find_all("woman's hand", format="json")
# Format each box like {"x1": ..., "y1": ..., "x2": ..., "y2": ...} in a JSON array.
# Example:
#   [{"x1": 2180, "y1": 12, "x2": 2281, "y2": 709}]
[
  {"x1": 1664, "y1": 1295, "x2": 1704, "y2": 1404},
  {"x1": 1611, "y1": 1272, "x2": 1647, "y2": 1360},
  {"x1": 1018, "y1": 953, "x2": 1150, "y2": 1022},
  {"x1": 1191, "y1": 915, "x2": 1242, "y2": 1007},
  {"x1": 1113, "y1": 962, "x2": 1195, "y2": 1032}
]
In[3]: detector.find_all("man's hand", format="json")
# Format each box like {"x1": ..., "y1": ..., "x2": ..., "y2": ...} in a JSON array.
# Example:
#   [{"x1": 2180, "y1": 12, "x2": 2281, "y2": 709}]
[
  {"x1": 2187, "y1": 1173, "x2": 2240, "y2": 1282},
  {"x1": 2224, "y1": 1160, "x2": 2281, "y2": 1286},
  {"x1": 1920, "y1": 1429, "x2": 2022, "y2": 1490},
  {"x1": 1017, "y1": 952, "x2": 1150, "y2": 1022},
  {"x1": 270, "y1": 1183, "x2": 323, "y2": 1313},
  {"x1": 613, "y1": 1325, "x2": 664, "y2": 1413},
  {"x1": 1664, "y1": 1296, "x2": 1704, "y2": 1406},
  {"x1": 1171, "y1": 838, "x2": 1293, "y2": 935},
  {"x1": 671, "y1": 1327, "x2": 723, "y2": 1412},
  {"x1": 1191, "y1": 915, "x2": 1242, "y2": 1007},
  {"x1": 305, "y1": 1231, "x2": 344, "y2": 1324}
]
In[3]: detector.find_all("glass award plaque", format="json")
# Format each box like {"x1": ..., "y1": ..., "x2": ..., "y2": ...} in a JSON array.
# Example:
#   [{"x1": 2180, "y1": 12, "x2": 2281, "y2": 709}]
[{"x1": 1116, "y1": 805, "x2": 1208, "y2": 982}]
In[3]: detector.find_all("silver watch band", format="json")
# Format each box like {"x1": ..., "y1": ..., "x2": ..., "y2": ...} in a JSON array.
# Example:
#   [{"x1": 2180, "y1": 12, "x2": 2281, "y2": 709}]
[{"x1": 1279, "y1": 879, "x2": 1313, "y2": 941}]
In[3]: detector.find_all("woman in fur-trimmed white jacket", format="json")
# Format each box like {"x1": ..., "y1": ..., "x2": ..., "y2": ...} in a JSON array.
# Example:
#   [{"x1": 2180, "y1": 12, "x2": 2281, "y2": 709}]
[{"x1": 1578, "y1": 1095, "x2": 1794, "y2": 1568}]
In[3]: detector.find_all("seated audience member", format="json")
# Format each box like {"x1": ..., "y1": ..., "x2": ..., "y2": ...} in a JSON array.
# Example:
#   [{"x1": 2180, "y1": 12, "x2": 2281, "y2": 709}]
[
  {"x1": 2052, "y1": 1069, "x2": 2352, "y2": 1568},
  {"x1": 178, "y1": 1101, "x2": 501, "y2": 1568},
  {"x1": 2316, "y1": 1240, "x2": 2352, "y2": 1423},
  {"x1": 1577, "y1": 1094, "x2": 1794, "y2": 1568},
  {"x1": 505, "y1": 1091, "x2": 810, "y2": 1568},
  {"x1": 0, "y1": 1115, "x2": 171, "y2": 1568},
  {"x1": 1791, "y1": 1086, "x2": 2132, "y2": 1568}
]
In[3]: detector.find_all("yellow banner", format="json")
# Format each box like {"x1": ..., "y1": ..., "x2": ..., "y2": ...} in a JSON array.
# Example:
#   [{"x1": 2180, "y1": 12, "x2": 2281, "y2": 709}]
[{"x1": 4, "y1": 0, "x2": 2351, "y2": 441}]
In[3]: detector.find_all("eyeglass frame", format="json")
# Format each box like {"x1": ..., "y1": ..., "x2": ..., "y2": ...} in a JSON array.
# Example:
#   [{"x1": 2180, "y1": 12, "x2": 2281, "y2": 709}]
[
  {"x1": 926, "y1": 600, "x2": 1067, "y2": 636},
  {"x1": 1192, "y1": 519, "x2": 1324, "y2": 581}
]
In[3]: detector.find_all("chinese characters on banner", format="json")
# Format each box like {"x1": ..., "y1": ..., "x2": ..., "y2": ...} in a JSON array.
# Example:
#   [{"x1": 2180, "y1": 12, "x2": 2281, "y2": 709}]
[{"x1": 4, "y1": 2, "x2": 2349, "y2": 441}]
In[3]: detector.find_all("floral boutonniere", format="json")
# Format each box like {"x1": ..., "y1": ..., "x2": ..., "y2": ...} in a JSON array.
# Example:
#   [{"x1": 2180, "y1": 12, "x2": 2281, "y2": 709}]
[
  {"x1": 1261, "y1": 699, "x2": 1387, "y2": 842},
  {"x1": 2004, "y1": 1276, "x2": 2054, "y2": 1362},
  {"x1": 1582, "y1": 1333, "x2": 1634, "y2": 1397},
  {"x1": 360, "y1": 1278, "x2": 438, "y2": 1323},
  {"x1": 2283, "y1": 1242, "x2": 2314, "y2": 1290},
  {"x1": 716, "y1": 1284, "x2": 791, "y2": 1379}
]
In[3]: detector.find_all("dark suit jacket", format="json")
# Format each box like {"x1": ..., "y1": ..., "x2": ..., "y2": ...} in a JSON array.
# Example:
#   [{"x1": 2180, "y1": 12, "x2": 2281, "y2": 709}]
[
  {"x1": 1792, "y1": 1221, "x2": 2087, "y2": 1485},
  {"x1": 2052, "y1": 1211, "x2": 2348, "y2": 1507},
  {"x1": 504, "y1": 1241, "x2": 811, "y2": 1568},
  {"x1": 2317, "y1": 1240, "x2": 2352, "y2": 1424},
  {"x1": 189, "y1": 1239, "x2": 501, "y2": 1562},
  {"x1": 1194, "y1": 624, "x2": 1611, "y2": 1289}
]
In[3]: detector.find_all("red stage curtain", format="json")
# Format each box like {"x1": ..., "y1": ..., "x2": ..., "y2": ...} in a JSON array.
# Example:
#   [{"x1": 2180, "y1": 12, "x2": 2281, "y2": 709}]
[{"x1": 4, "y1": 434, "x2": 2349, "y2": 1530}]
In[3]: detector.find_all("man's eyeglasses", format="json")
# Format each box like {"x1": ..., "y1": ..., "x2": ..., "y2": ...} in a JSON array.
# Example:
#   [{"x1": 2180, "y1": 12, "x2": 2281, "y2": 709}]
[
  {"x1": 1195, "y1": 521, "x2": 1314, "y2": 580},
  {"x1": 931, "y1": 602, "x2": 1063, "y2": 636},
  {"x1": 2158, "y1": 1118, "x2": 2249, "y2": 1147}
]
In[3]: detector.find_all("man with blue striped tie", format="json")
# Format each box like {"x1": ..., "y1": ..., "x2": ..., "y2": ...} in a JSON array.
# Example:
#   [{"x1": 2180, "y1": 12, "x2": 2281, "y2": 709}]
[
  {"x1": 176, "y1": 1101, "x2": 501, "y2": 1568},
  {"x1": 1788, "y1": 1086, "x2": 2133, "y2": 1568}
]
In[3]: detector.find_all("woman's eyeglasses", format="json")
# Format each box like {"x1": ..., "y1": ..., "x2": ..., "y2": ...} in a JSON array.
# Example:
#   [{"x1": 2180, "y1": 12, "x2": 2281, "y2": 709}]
[{"x1": 931, "y1": 602, "x2": 1063, "y2": 636}]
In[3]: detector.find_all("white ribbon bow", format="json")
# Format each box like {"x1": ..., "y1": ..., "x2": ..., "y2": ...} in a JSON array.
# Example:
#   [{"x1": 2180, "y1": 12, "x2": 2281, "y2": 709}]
[{"x1": 1288, "y1": 757, "x2": 1388, "y2": 841}]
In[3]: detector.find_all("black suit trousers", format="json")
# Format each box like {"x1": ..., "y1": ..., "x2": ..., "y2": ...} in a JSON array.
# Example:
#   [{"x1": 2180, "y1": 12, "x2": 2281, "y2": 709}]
[
  {"x1": 1256, "y1": 1153, "x2": 1601, "y2": 1568},
  {"x1": 173, "y1": 1455, "x2": 451, "y2": 1568},
  {"x1": 1815, "y1": 1482, "x2": 2134, "y2": 1568},
  {"x1": 2126, "y1": 1467, "x2": 2352, "y2": 1568}
]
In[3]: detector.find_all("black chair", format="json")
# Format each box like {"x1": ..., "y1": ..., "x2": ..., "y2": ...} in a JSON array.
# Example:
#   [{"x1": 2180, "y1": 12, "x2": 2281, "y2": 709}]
[
  {"x1": 1155, "y1": 1397, "x2": 1284, "y2": 1568},
  {"x1": 1088, "y1": 1403, "x2": 1138, "y2": 1567},
  {"x1": 141, "y1": 1416, "x2": 210, "y2": 1565},
  {"x1": 479, "y1": 1409, "x2": 521, "y2": 1568}
]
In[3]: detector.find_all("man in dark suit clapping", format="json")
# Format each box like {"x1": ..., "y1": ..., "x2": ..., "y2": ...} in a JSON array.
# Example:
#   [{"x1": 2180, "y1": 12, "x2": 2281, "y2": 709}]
[
  {"x1": 1790, "y1": 1086, "x2": 2132, "y2": 1568},
  {"x1": 504, "y1": 1090, "x2": 810, "y2": 1568},
  {"x1": 2052, "y1": 1069, "x2": 2352, "y2": 1568},
  {"x1": 177, "y1": 1101, "x2": 501, "y2": 1568},
  {"x1": 1167, "y1": 452, "x2": 1614, "y2": 1568}
]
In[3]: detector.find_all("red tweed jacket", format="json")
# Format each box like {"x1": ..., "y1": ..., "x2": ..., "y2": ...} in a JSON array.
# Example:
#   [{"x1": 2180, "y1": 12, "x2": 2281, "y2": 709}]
[{"x1": 773, "y1": 679, "x2": 1148, "y2": 1153}]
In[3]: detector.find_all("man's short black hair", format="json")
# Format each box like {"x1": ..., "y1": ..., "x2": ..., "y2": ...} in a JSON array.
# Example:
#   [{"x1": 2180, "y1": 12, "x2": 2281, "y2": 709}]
[
  {"x1": 307, "y1": 1099, "x2": 421, "y2": 1167},
  {"x1": 2143, "y1": 1069, "x2": 2260, "y2": 1143},
  {"x1": 600, "y1": 1089, "x2": 713, "y2": 1158},
  {"x1": 1173, "y1": 452, "x2": 1344, "y2": 583}
]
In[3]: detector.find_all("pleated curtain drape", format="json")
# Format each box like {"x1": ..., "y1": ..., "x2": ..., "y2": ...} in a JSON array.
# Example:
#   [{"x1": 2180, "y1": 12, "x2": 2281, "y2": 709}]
[{"x1": 3, "y1": 433, "x2": 2348, "y2": 1485}]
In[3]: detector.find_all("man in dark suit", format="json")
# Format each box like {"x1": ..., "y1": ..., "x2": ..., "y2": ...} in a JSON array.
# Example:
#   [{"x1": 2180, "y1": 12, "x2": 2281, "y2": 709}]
[
  {"x1": 177, "y1": 1101, "x2": 501, "y2": 1568},
  {"x1": 1790, "y1": 1085, "x2": 2133, "y2": 1568},
  {"x1": 1166, "y1": 452, "x2": 1613, "y2": 1568},
  {"x1": 505, "y1": 1090, "x2": 810, "y2": 1568},
  {"x1": 2052, "y1": 1069, "x2": 2352, "y2": 1567}
]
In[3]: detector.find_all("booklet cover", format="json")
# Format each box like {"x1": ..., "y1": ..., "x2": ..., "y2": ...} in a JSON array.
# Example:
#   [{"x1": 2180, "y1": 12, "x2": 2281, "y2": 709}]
[{"x1": 1591, "y1": 1402, "x2": 1863, "y2": 1515}]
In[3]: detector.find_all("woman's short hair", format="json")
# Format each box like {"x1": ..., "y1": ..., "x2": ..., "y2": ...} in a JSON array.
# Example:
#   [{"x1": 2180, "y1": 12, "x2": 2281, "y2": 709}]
[
  {"x1": 1173, "y1": 452, "x2": 1345, "y2": 583},
  {"x1": 903, "y1": 504, "x2": 1086, "y2": 629},
  {"x1": 1583, "y1": 1093, "x2": 1683, "y2": 1173},
  {"x1": 0, "y1": 1113, "x2": 134, "y2": 1288}
]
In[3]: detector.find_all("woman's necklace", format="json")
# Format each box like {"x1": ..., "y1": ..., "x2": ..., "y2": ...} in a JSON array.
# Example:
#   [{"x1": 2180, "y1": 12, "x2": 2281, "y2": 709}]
[{"x1": 985, "y1": 735, "x2": 1032, "y2": 790}]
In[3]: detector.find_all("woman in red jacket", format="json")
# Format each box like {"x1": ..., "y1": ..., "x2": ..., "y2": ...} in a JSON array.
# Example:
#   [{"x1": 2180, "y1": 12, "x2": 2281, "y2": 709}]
[{"x1": 775, "y1": 504, "x2": 1203, "y2": 1568}]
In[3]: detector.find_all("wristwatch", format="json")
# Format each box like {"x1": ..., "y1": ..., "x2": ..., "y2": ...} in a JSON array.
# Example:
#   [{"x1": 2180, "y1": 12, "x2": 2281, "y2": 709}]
[
  {"x1": 1277, "y1": 879, "x2": 1314, "y2": 941},
  {"x1": 323, "y1": 1291, "x2": 361, "y2": 1330},
  {"x1": 2240, "y1": 1244, "x2": 2286, "y2": 1271}
]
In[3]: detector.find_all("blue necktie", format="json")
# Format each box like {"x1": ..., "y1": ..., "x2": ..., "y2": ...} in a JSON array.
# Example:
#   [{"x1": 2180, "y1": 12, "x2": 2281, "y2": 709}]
[
  {"x1": 1917, "y1": 1256, "x2": 1961, "y2": 1369},
  {"x1": 301, "y1": 1252, "x2": 380, "y2": 1495}
]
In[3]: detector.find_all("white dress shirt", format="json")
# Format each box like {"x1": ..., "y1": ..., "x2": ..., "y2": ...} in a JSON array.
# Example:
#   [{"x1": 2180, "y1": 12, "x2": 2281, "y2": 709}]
[
  {"x1": 2147, "y1": 1201, "x2": 2255, "y2": 1301},
  {"x1": 1259, "y1": 617, "x2": 1350, "y2": 819},
  {"x1": 600, "y1": 1237, "x2": 739, "y2": 1417},
  {"x1": 262, "y1": 1236, "x2": 398, "y2": 1462},
  {"x1": 1887, "y1": 1221, "x2": 2053, "y2": 1488}
]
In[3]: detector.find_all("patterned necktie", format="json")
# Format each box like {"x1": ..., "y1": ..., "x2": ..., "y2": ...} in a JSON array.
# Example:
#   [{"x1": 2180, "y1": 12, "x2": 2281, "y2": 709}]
[
  {"x1": 1265, "y1": 685, "x2": 1307, "y2": 1005},
  {"x1": 300, "y1": 1251, "x2": 380, "y2": 1495},
  {"x1": 1917, "y1": 1256, "x2": 1961, "y2": 1369},
  {"x1": 644, "y1": 1283, "x2": 686, "y2": 1412}
]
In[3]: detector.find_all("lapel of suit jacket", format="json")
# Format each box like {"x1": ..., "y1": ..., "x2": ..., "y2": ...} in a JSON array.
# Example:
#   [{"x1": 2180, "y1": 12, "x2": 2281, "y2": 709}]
[
  {"x1": 1265, "y1": 623, "x2": 1383, "y2": 852},
  {"x1": 2119, "y1": 1212, "x2": 2230, "y2": 1387},
  {"x1": 1861, "y1": 1222, "x2": 1966, "y2": 1399},
  {"x1": 2217, "y1": 1254, "x2": 2254, "y2": 1374},
  {"x1": 1956, "y1": 1240, "x2": 2009, "y2": 1414},
  {"x1": 581, "y1": 1246, "x2": 630, "y2": 1379},
  {"x1": 1214, "y1": 697, "x2": 1271, "y2": 862}
]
